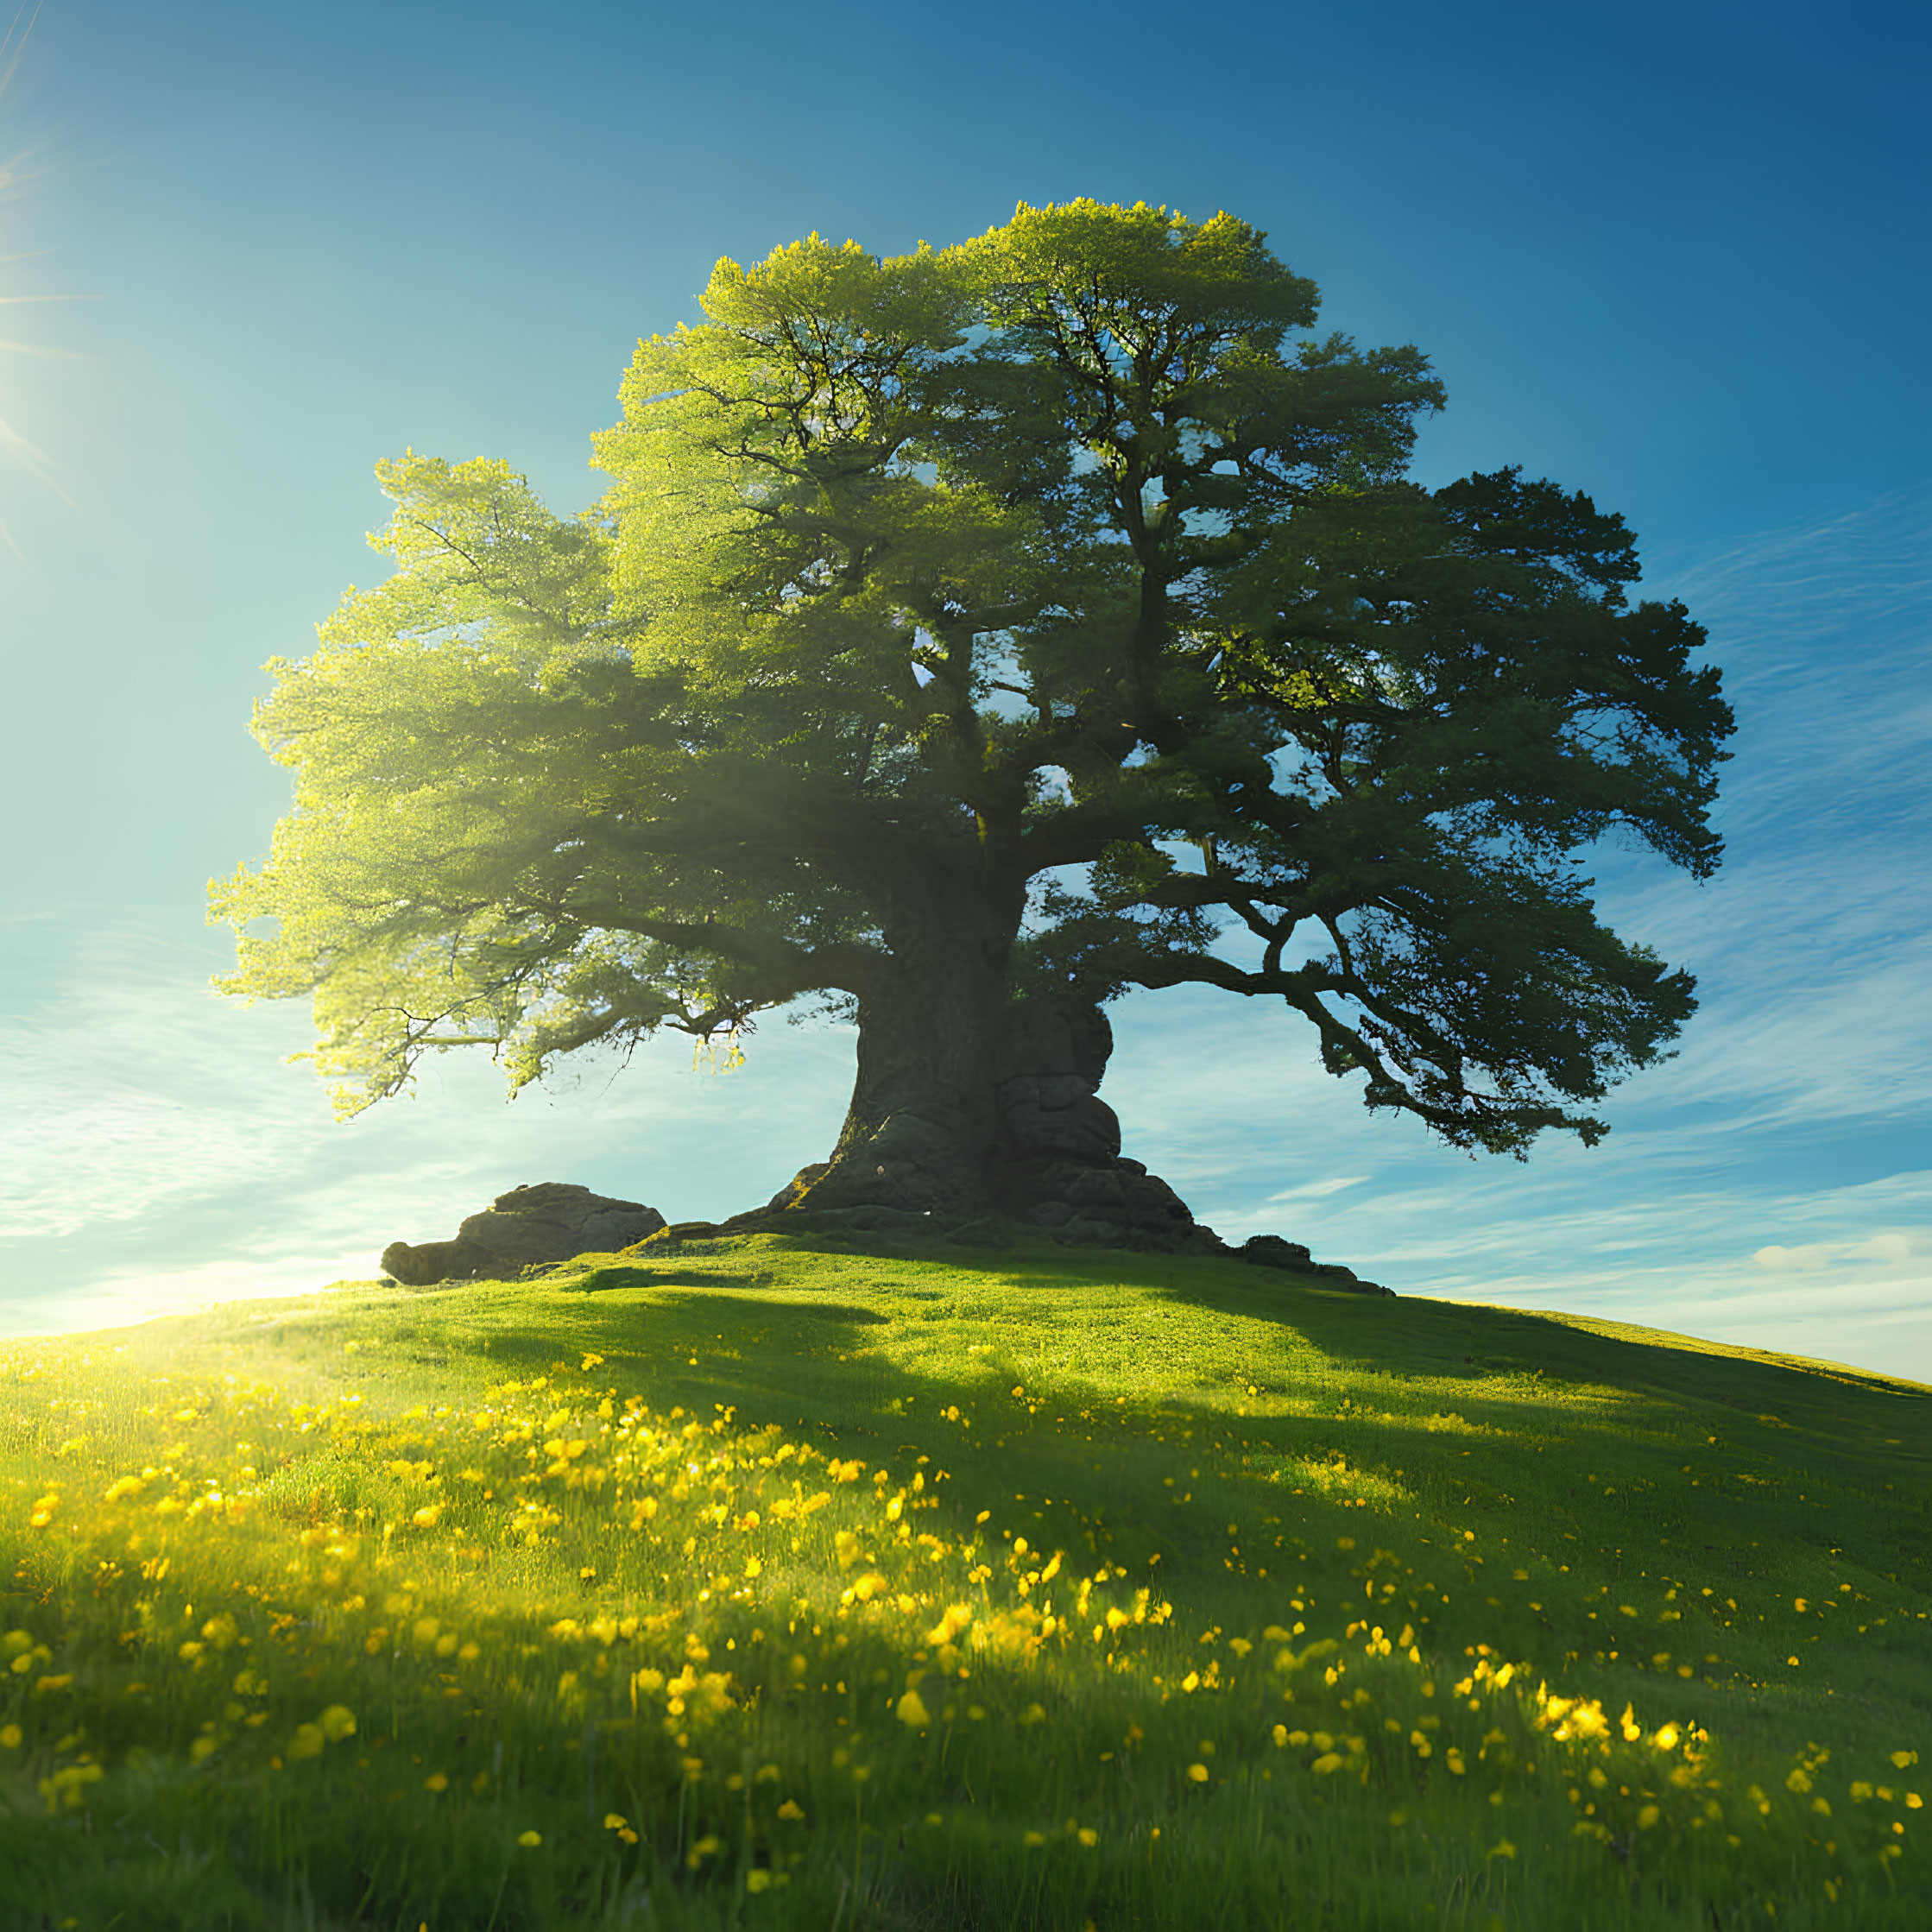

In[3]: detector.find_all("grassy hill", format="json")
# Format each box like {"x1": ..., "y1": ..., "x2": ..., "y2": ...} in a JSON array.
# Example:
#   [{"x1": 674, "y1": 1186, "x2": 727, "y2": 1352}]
[{"x1": 3, "y1": 1234, "x2": 1929, "y2": 1929}]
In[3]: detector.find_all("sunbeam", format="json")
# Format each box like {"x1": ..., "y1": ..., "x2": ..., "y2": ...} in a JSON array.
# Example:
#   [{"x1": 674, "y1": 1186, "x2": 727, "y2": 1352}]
[{"x1": 0, "y1": 0, "x2": 81, "y2": 559}]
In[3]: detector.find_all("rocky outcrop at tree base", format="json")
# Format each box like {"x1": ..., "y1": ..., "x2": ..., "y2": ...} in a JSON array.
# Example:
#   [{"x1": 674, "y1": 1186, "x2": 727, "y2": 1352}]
[
  {"x1": 1238, "y1": 1234, "x2": 1395, "y2": 1296},
  {"x1": 380, "y1": 1183, "x2": 666, "y2": 1285},
  {"x1": 990, "y1": 1003, "x2": 1227, "y2": 1249},
  {"x1": 733, "y1": 1001, "x2": 1378, "y2": 1284},
  {"x1": 645, "y1": 1178, "x2": 1391, "y2": 1291},
  {"x1": 764, "y1": 1164, "x2": 830, "y2": 1212},
  {"x1": 762, "y1": 998, "x2": 1228, "y2": 1255},
  {"x1": 375, "y1": 1007, "x2": 1392, "y2": 1294}
]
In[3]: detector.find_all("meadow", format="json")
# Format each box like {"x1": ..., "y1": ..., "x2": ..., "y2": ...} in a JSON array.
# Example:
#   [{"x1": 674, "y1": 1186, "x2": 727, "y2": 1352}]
[{"x1": 3, "y1": 1232, "x2": 1928, "y2": 1929}]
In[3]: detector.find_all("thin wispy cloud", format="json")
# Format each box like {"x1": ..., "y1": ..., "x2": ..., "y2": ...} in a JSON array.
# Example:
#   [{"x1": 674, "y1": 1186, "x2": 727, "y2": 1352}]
[
  {"x1": 1105, "y1": 483, "x2": 1932, "y2": 1373},
  {"x1": 3, "y1": 488, "x2": 1927, "y2": 1378},
  {"x1": 0, "y1": 910, "x2": 854, "y2": 1334},
  {"x1": 1266, "y1": 1177, "x2": 1370, "y2": 1205}
]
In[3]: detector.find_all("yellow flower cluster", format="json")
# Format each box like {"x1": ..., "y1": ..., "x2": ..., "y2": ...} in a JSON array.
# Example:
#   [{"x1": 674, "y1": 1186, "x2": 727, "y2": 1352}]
[{"x1": 2, "y1": 1339, "x2": 1923, "y2": 1922}]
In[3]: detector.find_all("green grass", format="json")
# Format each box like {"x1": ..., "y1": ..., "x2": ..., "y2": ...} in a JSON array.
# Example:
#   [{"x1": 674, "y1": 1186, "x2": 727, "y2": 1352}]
[{"x1": 3, "y1": 1233, "x2": 1929, "y2": 1929}]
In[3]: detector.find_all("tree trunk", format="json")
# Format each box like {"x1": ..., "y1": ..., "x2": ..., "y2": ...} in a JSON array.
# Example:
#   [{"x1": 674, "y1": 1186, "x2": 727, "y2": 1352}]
[
  {"x1": 800, "y1": 873, "x2": 1025, "y2": 1215},
  {"x1": 765, "y1": 874, "x2": 1224, "y2": 1253}
]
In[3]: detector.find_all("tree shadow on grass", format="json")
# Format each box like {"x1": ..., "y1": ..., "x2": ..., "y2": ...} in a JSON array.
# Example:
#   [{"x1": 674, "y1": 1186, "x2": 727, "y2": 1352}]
[
  {"x1": 404, "y1": 1241, "x2": 1931, "y2": 1705},
  {"x1": 439, "y1": 1274, "x2": 1549, "y2": 1654},
  {"x1": 1133, "y1": 1247, "x2": 1931, "y2": 1462},
  {"x1": 1169, "y1": 1260, "x2": 1929, "y2": 1555}
]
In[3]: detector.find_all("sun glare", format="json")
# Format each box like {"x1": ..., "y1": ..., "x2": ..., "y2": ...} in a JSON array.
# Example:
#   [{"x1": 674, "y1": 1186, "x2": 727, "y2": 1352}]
[{"x1": 0, "y1": 1, "x2": 79, "y2": 559}]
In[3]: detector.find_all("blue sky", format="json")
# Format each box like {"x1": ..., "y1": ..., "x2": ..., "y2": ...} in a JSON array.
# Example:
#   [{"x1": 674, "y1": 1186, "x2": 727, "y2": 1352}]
[{"x1": 2, "y1": 1, "x2": 1928, "y2": 1373}]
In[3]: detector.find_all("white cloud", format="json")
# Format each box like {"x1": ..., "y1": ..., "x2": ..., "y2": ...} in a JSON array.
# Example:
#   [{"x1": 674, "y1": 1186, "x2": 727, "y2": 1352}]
[
  {"x1": 5, "y1": 489, "x2": 1929, "y2": 1384},
  {"x1": 1755, "y1": 1244, "x2": 1828, "y2": 1272},
  {"x1": 1265, "y1": 1176, "x2": 1370, "y2": 1205},
  {"x1": 1755, "y1": 1230, "x2": 1917, "y2": 1272},
  {"x1": 1, "y1": 911, "x2": 855, "y2": 1336},
  {"x1": 1845, "y1": 1232, "x2": 1914, "y2": 1264}
]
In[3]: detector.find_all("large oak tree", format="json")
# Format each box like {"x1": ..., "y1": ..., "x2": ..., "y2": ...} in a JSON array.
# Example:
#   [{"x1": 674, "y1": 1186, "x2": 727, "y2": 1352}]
[{"x1": 213, "y1": 202, "x2": 1732, "y2": 1247}]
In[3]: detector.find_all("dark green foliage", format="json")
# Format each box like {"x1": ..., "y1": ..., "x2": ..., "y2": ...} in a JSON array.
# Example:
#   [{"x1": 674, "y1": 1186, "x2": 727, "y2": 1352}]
[{"x1": 214, "y1": 203, "x2": 1732, "y2": 1171}]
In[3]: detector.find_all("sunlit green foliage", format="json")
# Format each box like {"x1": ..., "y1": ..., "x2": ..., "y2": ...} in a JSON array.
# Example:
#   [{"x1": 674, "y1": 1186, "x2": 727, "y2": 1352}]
[
  {"x1": 5, "y1": 1241, "x2": 1926, "y2": 1927},
  {"x1": 213, "y1": 201, "x2": 1731, "y2": 1160}
]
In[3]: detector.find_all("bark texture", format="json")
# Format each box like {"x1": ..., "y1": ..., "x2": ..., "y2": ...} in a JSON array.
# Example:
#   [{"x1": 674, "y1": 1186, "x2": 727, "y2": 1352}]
[{"x1": 776, "y1": 992, "x2": 1226, "y2": 1253}]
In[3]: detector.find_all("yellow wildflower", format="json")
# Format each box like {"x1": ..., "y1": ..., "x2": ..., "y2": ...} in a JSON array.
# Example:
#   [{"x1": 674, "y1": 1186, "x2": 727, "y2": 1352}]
[
  {"x1": 896, "y1": 1690, "x2": 931, "y2": 1728},
  {"x1": 1564, "y1": 1703, "x2": 1609, "y2": 1741},
  {"x1": 517, "y1": 1830, "x2": 542, "y2": 1848},
  {"x1": 926, "y1": 1604, "x2": 973, "y2": 1646}
]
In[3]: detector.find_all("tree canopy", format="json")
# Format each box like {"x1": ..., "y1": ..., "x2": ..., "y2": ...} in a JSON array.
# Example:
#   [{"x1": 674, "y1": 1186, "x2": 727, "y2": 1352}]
[{"x1": 213, "y1": 200, "x2": 1732, "y2": 1239}]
